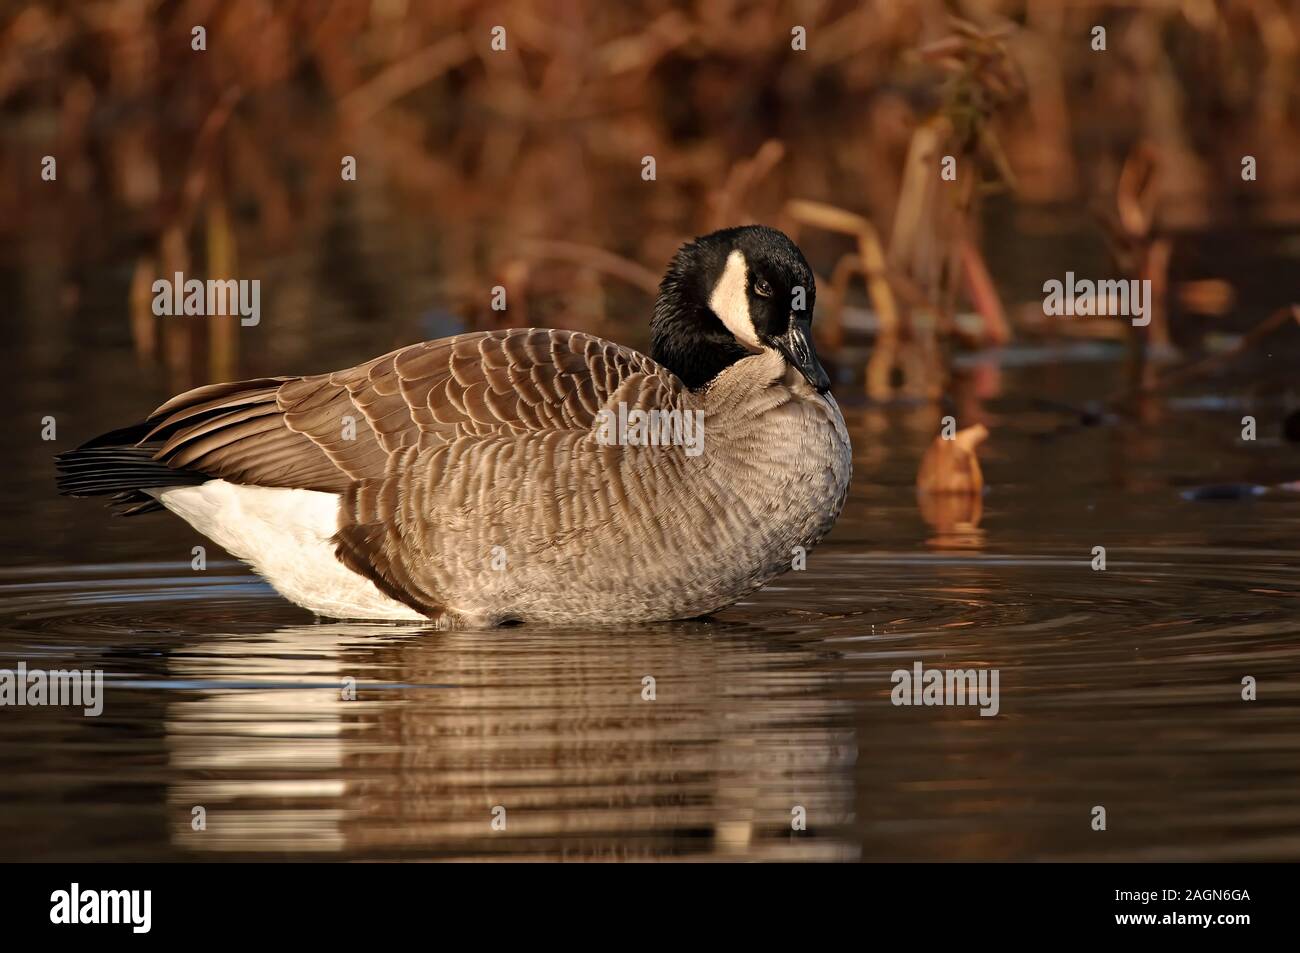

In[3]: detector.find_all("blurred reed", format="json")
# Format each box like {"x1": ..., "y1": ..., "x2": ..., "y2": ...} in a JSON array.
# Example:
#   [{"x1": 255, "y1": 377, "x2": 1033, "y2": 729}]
[{"x1": 2, "y1": 0, "x2": 1298, "y2": 397}]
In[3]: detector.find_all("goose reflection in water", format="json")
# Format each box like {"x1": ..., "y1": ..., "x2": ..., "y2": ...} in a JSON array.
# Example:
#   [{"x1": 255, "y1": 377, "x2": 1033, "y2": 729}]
[{"x1": 165, "y1": 621, "x2": 859, "y2": 860}]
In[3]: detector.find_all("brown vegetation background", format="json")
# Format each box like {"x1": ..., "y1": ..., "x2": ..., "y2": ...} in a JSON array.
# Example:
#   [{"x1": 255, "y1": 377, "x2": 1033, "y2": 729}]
[{"x1": 2, "y1": 0, "x2": 1298, "y2": 402}]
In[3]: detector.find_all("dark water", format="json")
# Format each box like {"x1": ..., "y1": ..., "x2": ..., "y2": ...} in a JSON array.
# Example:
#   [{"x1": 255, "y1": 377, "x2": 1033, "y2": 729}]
[{"x1": 2, "y1": 349, "x2": 1298, "y2": 860}]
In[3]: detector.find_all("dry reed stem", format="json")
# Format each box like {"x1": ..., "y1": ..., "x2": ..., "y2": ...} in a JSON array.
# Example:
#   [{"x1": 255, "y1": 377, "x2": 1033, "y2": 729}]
[
  {"x1": 784, "y1": 199, "x2": 901, "y2": 400},
  {"x1": 1159, "y1": 304, "x2": 1300, "y2": 388},
  {"x1": 514, "y1": 239, "x2": 662, "y2": 296}
]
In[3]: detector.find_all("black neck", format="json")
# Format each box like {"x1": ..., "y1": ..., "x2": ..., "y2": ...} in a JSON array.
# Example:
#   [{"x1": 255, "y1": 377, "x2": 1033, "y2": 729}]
[{"x1": 649, "y1": 252, "x2": 749, "y2": 390}]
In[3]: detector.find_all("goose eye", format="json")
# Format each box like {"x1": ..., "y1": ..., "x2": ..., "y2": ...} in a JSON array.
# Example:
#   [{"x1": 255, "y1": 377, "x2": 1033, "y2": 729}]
[{"x1": 754, "y1": 279, "x2": 773, "y2": 297}]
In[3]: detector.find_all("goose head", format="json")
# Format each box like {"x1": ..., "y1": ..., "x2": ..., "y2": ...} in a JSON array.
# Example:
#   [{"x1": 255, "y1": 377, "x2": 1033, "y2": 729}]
[{"x1": 651, "y1": 225, "x2": 831, "y2": 394}]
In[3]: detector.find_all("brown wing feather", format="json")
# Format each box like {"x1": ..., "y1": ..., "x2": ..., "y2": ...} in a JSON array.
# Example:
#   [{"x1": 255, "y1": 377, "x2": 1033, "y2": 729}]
[{"x1": 133, "y1": 329, "x2": 685, "y2": 493}]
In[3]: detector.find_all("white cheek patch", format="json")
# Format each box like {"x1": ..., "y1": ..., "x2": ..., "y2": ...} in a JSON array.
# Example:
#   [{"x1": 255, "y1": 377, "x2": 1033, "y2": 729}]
[{"x1": 708, "y1": 249, "x2": 763, "y2": 351}]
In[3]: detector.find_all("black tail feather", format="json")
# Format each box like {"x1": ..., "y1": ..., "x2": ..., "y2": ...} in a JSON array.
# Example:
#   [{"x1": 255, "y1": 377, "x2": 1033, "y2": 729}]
[{"x1": 55, "y1": 422, "x2": 210, "y2": 516}]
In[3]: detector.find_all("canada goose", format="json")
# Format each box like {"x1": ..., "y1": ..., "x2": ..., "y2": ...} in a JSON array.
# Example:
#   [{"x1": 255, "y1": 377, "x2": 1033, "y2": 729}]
[{"x1": 56, "y1": 225, "x2": 852, "y2": 626}]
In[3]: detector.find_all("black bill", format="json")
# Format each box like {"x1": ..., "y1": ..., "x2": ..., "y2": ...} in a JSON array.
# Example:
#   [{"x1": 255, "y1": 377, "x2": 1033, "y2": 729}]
[{"x1": 772, "y1": 322, "x2": 831, "y2": 394}]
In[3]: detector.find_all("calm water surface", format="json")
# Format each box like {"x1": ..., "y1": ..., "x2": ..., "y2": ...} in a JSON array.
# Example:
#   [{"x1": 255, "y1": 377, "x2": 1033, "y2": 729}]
[{"x1": 2, "y1": 350, "x2": 1297, "y2": 861}]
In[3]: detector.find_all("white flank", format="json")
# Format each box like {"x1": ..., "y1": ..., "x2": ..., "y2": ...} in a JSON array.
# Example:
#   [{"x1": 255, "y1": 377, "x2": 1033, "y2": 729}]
[
  {"x1": 149, "y1": 480, "x2": 427, "y2": 622},
  {"x1": 708, "y1": 249, "x2": 762, "y2": 350}
]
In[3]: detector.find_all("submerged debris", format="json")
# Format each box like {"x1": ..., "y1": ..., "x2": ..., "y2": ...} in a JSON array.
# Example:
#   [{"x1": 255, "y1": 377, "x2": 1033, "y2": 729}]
[
  {"x1": 918, "y1": 423, "x2": 989, "y2": 496},
  {"x1": 1180, "y1": 484, "x2": 1269, "y2": 501},
  {"x1": 917, "y1": 423, "x2": 988, "y2": 546}
]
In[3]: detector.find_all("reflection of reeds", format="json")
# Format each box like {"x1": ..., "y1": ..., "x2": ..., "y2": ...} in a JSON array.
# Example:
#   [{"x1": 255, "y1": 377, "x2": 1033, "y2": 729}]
[{"x1": 2, "y1": 0, "x2": 1299, "y2": 395}]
